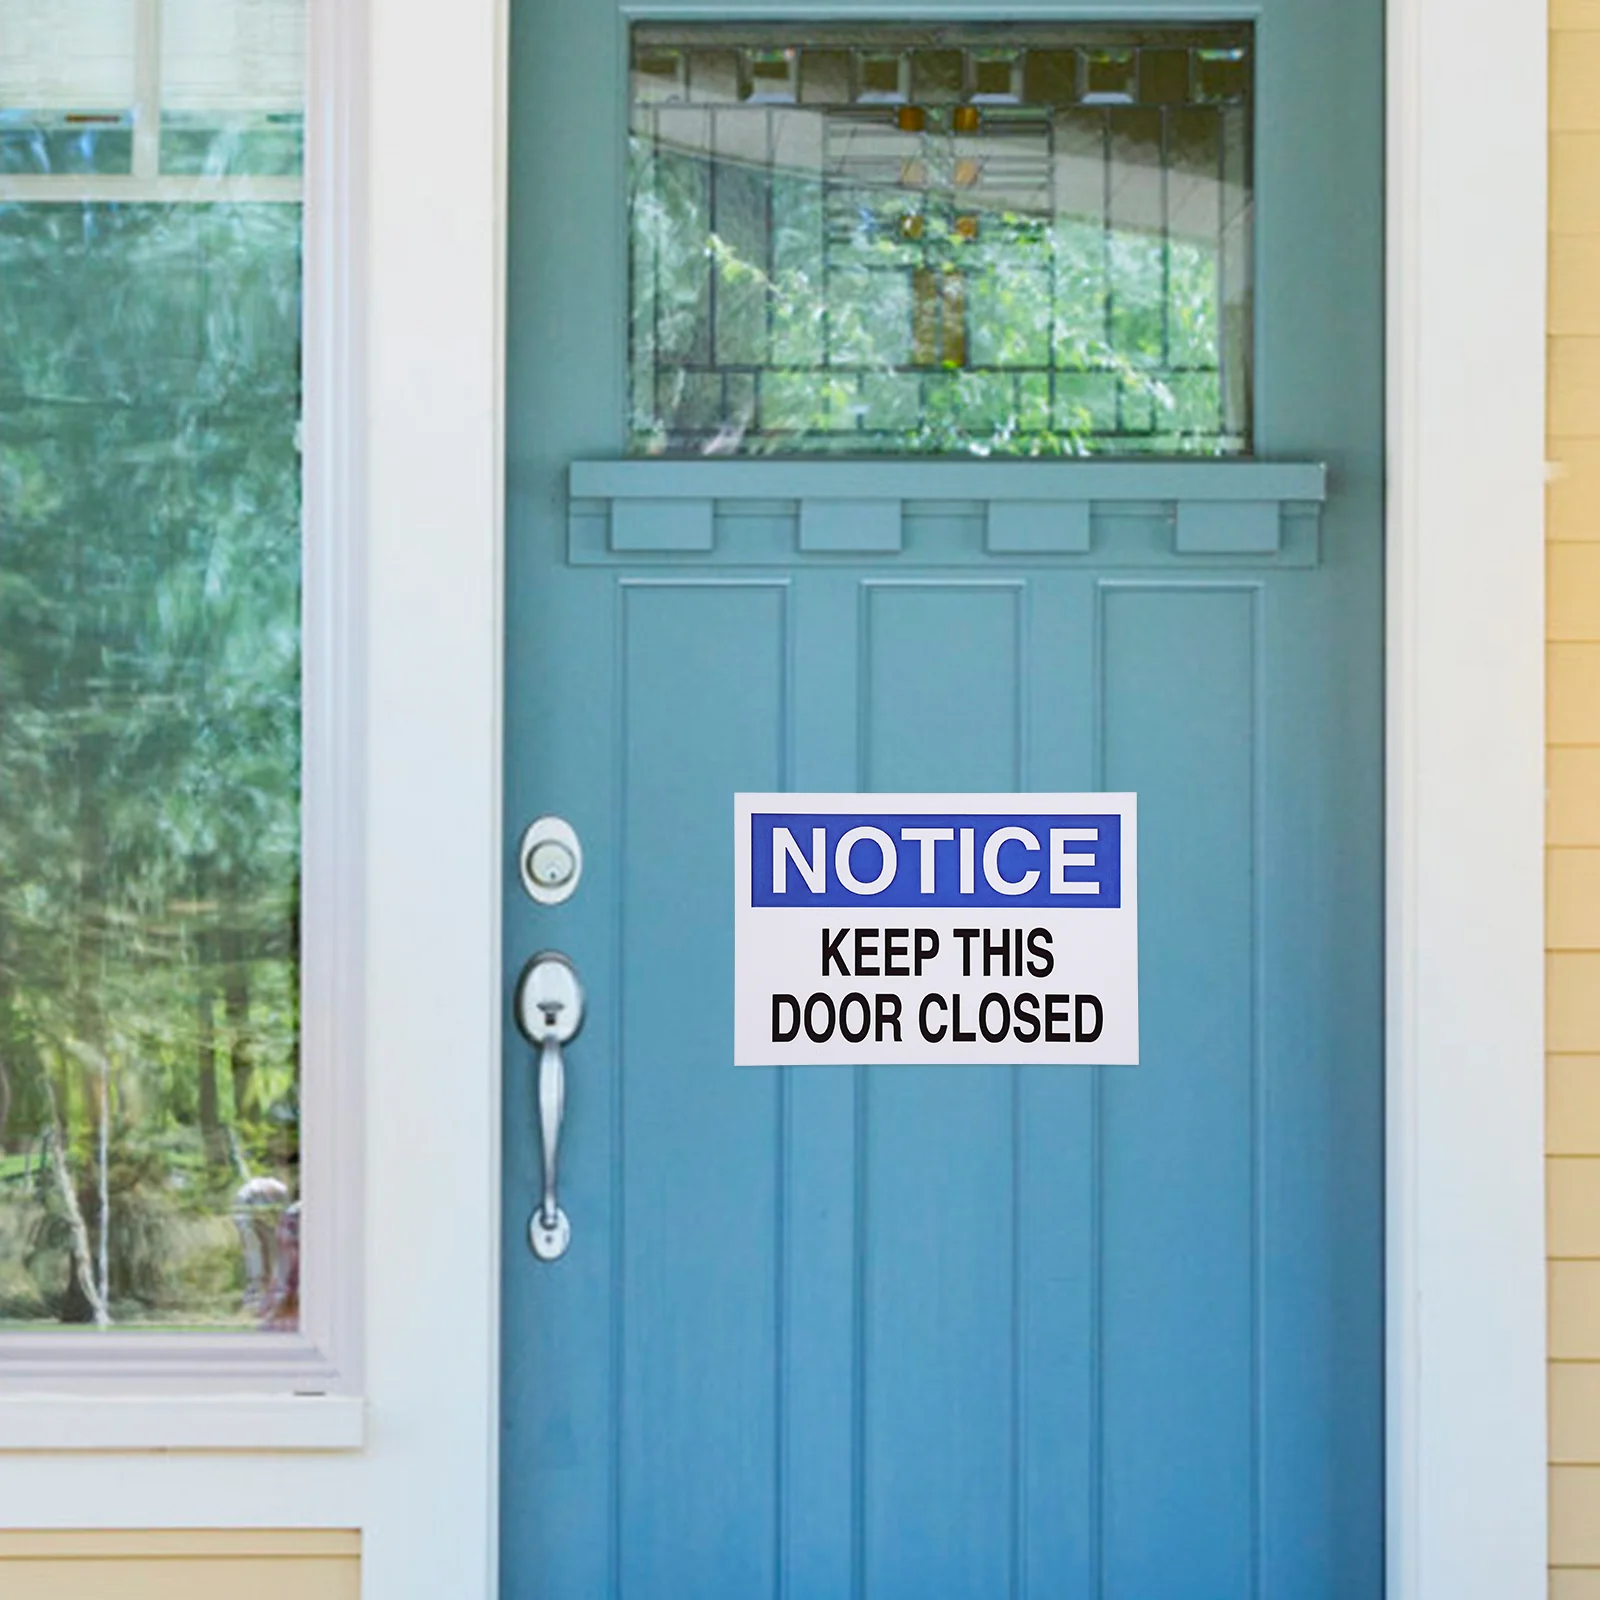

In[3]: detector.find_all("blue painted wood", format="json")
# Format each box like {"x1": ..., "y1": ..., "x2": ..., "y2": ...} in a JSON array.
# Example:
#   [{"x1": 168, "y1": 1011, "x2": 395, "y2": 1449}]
[
  {"x1": 571, "y1": 460, "x2": 1324, "y2": 563},
  {"x1": 616, "y1": 583, "x2": 785, "y2": 1593},
  {"x1": 504, "y1": 4, "x2": 1384, "y2": 1598},
  {"x1": 861, "y1": 583, "x2": 1023, "y2": 1595},
  {"x1": 569, "y1": 458, "x2": 1328, "y2": 503},
  {"x1": 781, "y1": 568, "x2": 863, "y2": 1600},
  {"x1": 1099, "y1": 585, "x2": 1258, "y2": 1596},
  {"x1": 1176, "y1": 499, "x2": 1282, "y2": 554},
  {"x1": 987, "y1": 499, "x2": 1093, "y2": 553},
  {"x1": 799, "y1": 498, "x2": 902, "y2": 552},
  {"x1": 567, "y1": 498, "x2": 1326, "y2": 569},
  {"x1": 611, "y1": 496, "x2": 713, "y2": 551}
]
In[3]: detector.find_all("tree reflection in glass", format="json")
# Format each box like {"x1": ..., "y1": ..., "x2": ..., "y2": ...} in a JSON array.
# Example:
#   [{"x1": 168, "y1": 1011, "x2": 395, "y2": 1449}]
[
  {"x1": 0, "y1": 0, "x2": 304, "y2": 1330},
  {"x1": 630, "y1": 24, "x2": 1253, "y2": 458}
]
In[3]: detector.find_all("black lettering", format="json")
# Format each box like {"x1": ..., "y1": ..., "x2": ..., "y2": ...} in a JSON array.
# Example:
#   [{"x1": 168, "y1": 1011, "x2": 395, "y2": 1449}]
[
  {"x1": 1013, "y1": 928, "x2": 1023, "y2": 977},
  {"x1": 914, "y1": 928, "x2": 940, "y2": 976},
  {"x1": 839, "y1": 992, "x2": 871, "y2": 1044},
  {"x1": 952, "y1": 993, "x2": 976, "y2": 1043},
  {"x1": 853, "y1": 928, "x2": 880, "y2": 978},
  {"x1": 919, "y1": 993, "x2": 948, "y2": 1043},
  {"x1": 875, "y1": 992, "x2": 903, "y2": 1042},
  {"x1": 822, "y1": 927, "x2": 849, "y2": 977},
  {"x1": 804, "y1": 993, "x2": 836, "y2": 1043},
  {"x1": 772, "y1": 993, "x2": 800, "y2": 1042},
  {"x1": 884, "y1": 928, "x2": 910, "y2": 977},
  {"x1": 1045, "y1": 993, "x2": 1073, "y2": 1042},
  {"x1": 983, "y1": 927, "x2": 1009, "y2": 978},
  {"x1": 979, "y1": 993, "x2": 1010, "y2": 1043},
  {"x1": 1075, "y1": 994, "x2": 1103, "y2": 1044},
  {"x1": 1013, "y1": 992, "x2": 1041, "y2": 1043},
  {"x1": 954, "y1": 928, "x2": 979, "y2": 977},
  {"x1": 1026, "y1": 928, "x2": 1054, "y2": 978}
]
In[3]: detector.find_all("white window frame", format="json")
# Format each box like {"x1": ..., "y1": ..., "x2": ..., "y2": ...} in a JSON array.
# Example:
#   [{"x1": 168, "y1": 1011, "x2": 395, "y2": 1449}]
[
  {"x1": 0, "y1": 0, "x2": 365, "y2": 1445},
  {"x1": 0, "y1": 2, "x2": 1551, "y2": 1598}
]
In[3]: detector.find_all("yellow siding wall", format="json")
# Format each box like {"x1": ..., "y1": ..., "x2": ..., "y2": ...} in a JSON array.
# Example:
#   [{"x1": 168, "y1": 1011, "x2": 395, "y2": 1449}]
[
  {"x1": 1552, "y1": 5, "x2": 1600, "y2": 1593},
  {"x1": 0, "y1": 1531, "x2": 359, "y2": 1598}
]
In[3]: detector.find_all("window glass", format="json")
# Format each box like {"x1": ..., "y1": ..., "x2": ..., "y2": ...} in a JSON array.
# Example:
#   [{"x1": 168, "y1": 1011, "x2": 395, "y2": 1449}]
[
  {"x1": 0, "y1": 0, "x2": 137, "y2": 175},
  {"x1": 629, "y1": 23, "x2": 1253, "y2": 457},
  {"x1": 160, "y1": 0, "x2": 304, "y2": 177},
  {"x1": 0, "y1": 0, "x2": 303, "y2": 1330}
]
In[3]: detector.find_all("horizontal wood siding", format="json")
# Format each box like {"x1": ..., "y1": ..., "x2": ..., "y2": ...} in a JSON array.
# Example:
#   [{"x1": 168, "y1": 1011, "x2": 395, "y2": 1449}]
[
  {"x1": 0, "y1": 1531, "x2": 358, "y2": 1599},
  {"x1": 1552, "y1": 7, "x2": 1600, "y2": 1587}
]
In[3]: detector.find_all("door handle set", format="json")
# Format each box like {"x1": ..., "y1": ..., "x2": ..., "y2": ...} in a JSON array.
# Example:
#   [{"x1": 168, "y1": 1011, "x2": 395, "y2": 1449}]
[
  {"x1": 515, "y1": 816, "x2": 586, "y2": 1262},
  {"x1": 515, "y1": 950, "x2": 583, "y2": 1261}
]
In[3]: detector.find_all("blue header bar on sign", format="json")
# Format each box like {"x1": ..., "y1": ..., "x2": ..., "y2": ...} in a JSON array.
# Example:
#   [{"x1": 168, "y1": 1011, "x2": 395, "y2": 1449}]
[{"x1": 749, "y1": 812, "x2": 1121, "y2": 909}]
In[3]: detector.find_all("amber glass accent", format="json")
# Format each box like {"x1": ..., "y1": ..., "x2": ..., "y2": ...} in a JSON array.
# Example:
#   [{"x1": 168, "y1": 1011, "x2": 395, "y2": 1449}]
[
  {"x1": 1023, "y1": 49, "x2": 1078, "y2": 105},
  {"x1": 1085, "y1": 47, "x2": 1136, "y2": 99},
  {"x1": 1195, "y1": 46, "x2": 1249, "y2": 103},
  {"x1": 859, "y1": 53, "x2": 902, "y2": 98},
  {"x1": 746, "y1": 47, "x2": 795, "y2": 100},
  {"x1": 911, "y1": 266, "x2": 941, "y2": 366},
  {"x1": 939, "y1": 270, "x2": 967, "y2": 367},
  {"x1": 910, "y1": 47, "x2": 965, "y2": 103},
  {"x1": 897, "y1": 104, "x2": 926, "y2": 132},
  {"x1": 972, "y1": 56, "x2": 1016, "y2": 98},
  {"x1": 1139, "y1": 47, "x2": 1191, "y2": 105},
  {"x1": 952, "y1": 104, "x2": 980, "y2": 133}
]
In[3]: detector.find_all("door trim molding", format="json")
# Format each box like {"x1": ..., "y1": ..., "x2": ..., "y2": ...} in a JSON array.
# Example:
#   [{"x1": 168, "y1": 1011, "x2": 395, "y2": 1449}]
[
  {"x1": 471, "y1": 0, "x2": 1553, "y2": 1591},
  {"x1": 440, "y1": 0, "x2": 1556, "y2": 1592},
  {"x1": 1385, "y1": 0, "x2": 1548, "y2": 1593}
]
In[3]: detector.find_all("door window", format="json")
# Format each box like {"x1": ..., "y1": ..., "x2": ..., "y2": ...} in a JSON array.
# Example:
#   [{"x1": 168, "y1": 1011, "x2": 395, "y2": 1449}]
[{"x1": 629, "y1": 23, "x2": 1252, "y2": 457}]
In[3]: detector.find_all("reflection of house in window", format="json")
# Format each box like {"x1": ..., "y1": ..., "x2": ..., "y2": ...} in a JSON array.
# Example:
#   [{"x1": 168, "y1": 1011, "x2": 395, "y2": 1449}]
[
  {"x1": 629, "y1": 24, "x2": 1254, "y2": 457},
  {"x1": 233, "y1": 1176, "x2": 298, "y2": 1329}
]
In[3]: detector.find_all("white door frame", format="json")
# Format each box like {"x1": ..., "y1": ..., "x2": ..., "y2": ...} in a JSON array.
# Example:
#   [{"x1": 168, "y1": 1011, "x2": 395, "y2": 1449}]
[
  {"x1": 0, "y1": 0, "x2": 1547, "y2": 1594},
  {"x1": 1383, "y1": 0, "x2": 1549, "y2": 1589},
  {"x1": 376, "y1": 0, "x2": 1552, "y2": 1591}
]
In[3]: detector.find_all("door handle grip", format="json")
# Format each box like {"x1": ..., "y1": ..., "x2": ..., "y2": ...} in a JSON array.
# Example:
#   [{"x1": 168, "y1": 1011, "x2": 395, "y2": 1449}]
[
  {"x1": 534, "y1": 1034, "x2": 567, "y2": 1257},
  {"x1": 515, "y1": 953, "x2": 584, "y2": 1261}
]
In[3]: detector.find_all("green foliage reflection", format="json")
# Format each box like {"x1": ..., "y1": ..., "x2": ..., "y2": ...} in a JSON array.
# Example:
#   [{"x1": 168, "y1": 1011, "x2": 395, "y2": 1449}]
[
  {"x1": 629, "y1": 100, "x2": 1250, "y2": 457},
  {"x1": 0, "y1": 202, "x2": 302, "y2": 1328}
]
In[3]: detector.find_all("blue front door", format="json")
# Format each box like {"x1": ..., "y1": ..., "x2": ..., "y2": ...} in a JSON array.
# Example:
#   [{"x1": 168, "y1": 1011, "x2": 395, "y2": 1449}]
[{"x1": 502, "y1": 5, "x2": 1383, "y2": 1596}]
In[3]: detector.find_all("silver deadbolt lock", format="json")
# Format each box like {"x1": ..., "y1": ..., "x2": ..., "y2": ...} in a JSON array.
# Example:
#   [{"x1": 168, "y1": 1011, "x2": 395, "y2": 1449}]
[{"x1": 519, "y1": 815, "x2": 582, "y2": 905}]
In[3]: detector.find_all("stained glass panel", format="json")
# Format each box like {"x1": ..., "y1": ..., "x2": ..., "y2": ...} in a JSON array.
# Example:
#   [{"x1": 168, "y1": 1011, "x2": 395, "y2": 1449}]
[{"x1": 629, "y1": 23, "x2": 1253, "y2": 457}]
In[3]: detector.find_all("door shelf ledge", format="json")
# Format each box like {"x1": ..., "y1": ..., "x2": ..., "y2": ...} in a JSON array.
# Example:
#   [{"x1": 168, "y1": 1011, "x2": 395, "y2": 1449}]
[{"x1": 564, "y1": 459, "x2": 1328, "y2": 567}]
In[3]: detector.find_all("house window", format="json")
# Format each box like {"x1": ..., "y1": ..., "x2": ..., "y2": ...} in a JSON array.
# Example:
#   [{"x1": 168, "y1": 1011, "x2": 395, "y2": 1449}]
[
  {"x1": 628, "y1": 22, "x2": 1253, "y2": 458},
  {"x1": 0, "y1": 0, "x2": 306, "y2": 1331}
]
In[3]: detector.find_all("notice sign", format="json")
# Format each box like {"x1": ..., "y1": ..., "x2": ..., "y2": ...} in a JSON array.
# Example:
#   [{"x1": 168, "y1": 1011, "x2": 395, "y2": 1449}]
[{"x1": 734, "y1": 794, "x2": 1138, "y2": 1066}]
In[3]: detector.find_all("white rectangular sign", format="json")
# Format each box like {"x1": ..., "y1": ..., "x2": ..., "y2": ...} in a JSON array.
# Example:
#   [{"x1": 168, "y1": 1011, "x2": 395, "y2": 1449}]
[{"x1": 734, "y1": 793, "x2": 1138, "y2": 1066}]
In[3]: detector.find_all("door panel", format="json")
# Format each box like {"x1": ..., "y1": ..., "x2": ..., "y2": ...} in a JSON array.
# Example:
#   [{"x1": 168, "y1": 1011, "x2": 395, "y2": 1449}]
[
  {"x1": 1100, "y1": 585, "x2": 1258, "y2": 1595},
  {"x1": 503, "y1": 3, "x2": 1383, "y2": 1596},
  {"x1": 618, "y1": 581, "x2": 785, "y2": 1593}
]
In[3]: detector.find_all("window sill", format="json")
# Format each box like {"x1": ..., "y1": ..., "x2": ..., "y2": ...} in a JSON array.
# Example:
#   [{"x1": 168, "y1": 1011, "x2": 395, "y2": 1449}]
[{"x1": 0, "y1": 1393, "x2": 364, "y2": 1452}]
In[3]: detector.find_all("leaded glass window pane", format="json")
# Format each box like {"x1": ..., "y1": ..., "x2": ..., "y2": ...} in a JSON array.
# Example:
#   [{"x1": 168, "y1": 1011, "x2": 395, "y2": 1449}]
[{"x1": 629, "y1": 23, "x2": 1253, "y2": 457}]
